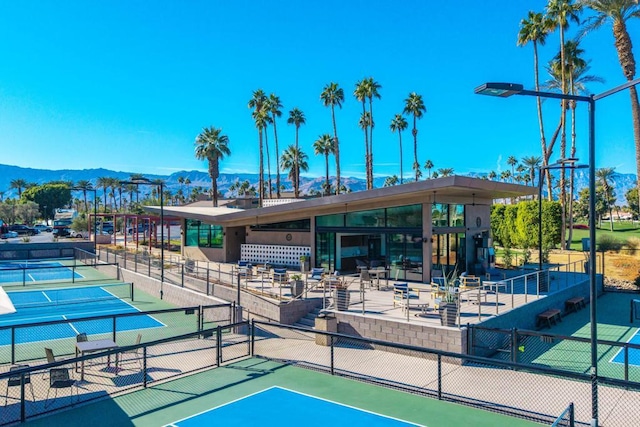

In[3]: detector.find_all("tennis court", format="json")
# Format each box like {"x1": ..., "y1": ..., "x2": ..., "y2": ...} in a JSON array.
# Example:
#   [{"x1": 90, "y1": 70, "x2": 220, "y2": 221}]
[
  {"x1": 611, "y1": 328, "x2": 640, "y2": 366},
  {"x1": 23, "y1": 358, "x2": 542, "y2": 427},
  {"x1": 167, "y1": 387, "x2": 421, "y2": 426},
  {"x1": 0, "y1": 284, "x2": 164, "y2": 345},
  {"x1": 0, "y1": 260, "x2": 83, "y2": 283}
]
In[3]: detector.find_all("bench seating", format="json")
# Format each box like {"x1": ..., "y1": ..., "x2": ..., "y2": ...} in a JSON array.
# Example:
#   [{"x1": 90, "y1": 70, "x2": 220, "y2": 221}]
[
  {"x1": 565, "y1": 297, "x2": 586, "y2": 314},
  {"x1": 537, "y1": 309, "x2": 562, "y2": 329}
]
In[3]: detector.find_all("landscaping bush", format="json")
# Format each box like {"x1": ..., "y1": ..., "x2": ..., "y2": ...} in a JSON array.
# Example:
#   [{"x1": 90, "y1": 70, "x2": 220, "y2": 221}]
[
  {"x1": 625, "y1": 237, "x2": 640, "y2": 255},
  {"x1": 597, "y1": 234, "x2": 623, "y2": 252}
]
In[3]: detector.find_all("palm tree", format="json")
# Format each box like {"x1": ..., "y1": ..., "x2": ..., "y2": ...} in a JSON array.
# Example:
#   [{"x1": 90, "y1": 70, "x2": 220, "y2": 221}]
[
  {"x1": 365, "y1": 78, "x2": 382, "y2": 189},
  {"x1": 581, "y1": 0, "x2": 640, "y2": 210},
  {"x1": 287, "y1": 108, "x2": 306, "y2": 197},
  {"x1": 96, "y1": 177, "x2": 111, "y2": 211},
  {"x1": 596, "y1": 167, "x2": 616, "y2": 231},
  {"x1": 518, "y1": 11, "x2": 554, "y2": 197},
  {"x1": 522, "y1": 156, "x2": 543, "y2": 191},
  {"x1": 281, "y1": 145, "x2": 309, "y2": 198},
  {"x1": 129, "y1": 173, "x2": 145, "y2": 203},
  {"x1": 547, "y1": 0, "x2": 582, "y2": 247},
  {"x1": 424, "y1": 160, "x2": 434, "y2": 179},
  {"x1": 500, "y1": 170, "x2": 512, "y2": 183},
  {"x1": 320, "y1": 82, "x2": 345, "y2": 194},
  {"x1": 9, "y1": 179, "x2": 27, "y2": 198},
  {"x1": 194, "y1": 126, "x2": 231, "y2": 207},
  {"x1": 267, "y1": 93, "x2": 283, "y2": 198},
  {"x1": 488, "y1": 171, "x2": 497, "y2": 181},
  {"x1": 507, "y1": 156, "x2": 518, "y2": 182},
  {"x1": 354, "y1": 80, "x2": 370, "y2": 188},
  {"x1": 248, "y1": 89, "x2": 268, "y2": 206},
  {"x1": 262, "y1": 110, "x2": 274, "y2": 199},
  {"x1": 438, "y1": 168, "x2": 455, "y2": 177},
  {"x1": 383, "y1": 175, "x2": 399, "y2": 187},
  {"x1": 313, "y1": 134, "x2": 336, "y2": 196},
  {"x1": 390, "y1": 114, "x2": 408, "y2": 184},
  {"x1": 358, "y1": 112, "x2": 374, "y2": 186},
  {"x1": 75, "y1": 180, "x2": 92, "y2": 213},
  {"x1": 403, "y1": 92, "x2": 427, "y2": 182}
]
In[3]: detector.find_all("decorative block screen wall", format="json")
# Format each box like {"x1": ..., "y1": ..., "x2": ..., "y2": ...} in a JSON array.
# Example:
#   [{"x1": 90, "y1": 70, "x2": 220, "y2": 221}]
[
  {"x1": 262, "y1": 199, "x2": 303, "y2": 207},
  {"x1": 241, "y1": 244, "x2": 310, "y2": 267}
]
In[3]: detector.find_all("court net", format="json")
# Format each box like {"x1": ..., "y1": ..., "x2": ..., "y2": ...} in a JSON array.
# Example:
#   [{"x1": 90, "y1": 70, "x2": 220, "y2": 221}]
[
  {"x1": 8, "y1": 282, "x2": 134, "y2": 310},
  {"x1": 550, "y1": 403, "x2": 574, "y2": 427}
]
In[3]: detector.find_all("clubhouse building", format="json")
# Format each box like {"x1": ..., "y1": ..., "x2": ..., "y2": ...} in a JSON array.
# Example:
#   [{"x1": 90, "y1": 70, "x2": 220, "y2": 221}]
[{"x1": 145, "y1": 176, "x2": 536, "y2": 283}]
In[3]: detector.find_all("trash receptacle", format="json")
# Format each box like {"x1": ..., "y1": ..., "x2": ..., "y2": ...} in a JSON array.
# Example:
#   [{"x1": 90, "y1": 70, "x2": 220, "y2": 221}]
[{"x1": 315, "y1": 313, "x2": 337, "y2": 346}]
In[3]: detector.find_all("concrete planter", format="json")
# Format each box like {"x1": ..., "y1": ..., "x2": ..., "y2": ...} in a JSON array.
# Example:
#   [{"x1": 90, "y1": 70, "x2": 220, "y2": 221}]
[{"x1": 290, "y1": 280, "x2": 305, "y2": 298}]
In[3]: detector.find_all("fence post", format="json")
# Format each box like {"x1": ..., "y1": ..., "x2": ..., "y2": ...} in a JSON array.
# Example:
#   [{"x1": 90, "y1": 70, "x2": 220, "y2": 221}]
[
  {"x1": 216, "y1": 326, "x2": 222, "y2": 367},
  {"x1": 20, "y1": 373, "x2": 25, "y2": 422},
  {"x1": 148, "y1": 255, "x2": 151, "y2": 277},
  {"x1": 112, "y1": 316, "x2": 117, "y2": 342},
  {"x1": 625, "y1": 345, "x2": 629, "y2": 382},
  {"x1": 251, "y1": 320, "x2": 255, "y2": 356},
  {"x1": 143, "y1": 347, "x2": 148, "y2": 388},
  {"x1": 437, "y1": 354, "x2": 442, "y2": 400},
  {"x1": 11, "y1": 327, "x2": 15, "y2": 364},
  {"x1": 181, "y1": 264, "x2": 185, "y2": 288},
  {"x1": 206, "y1": 269, "x2": 210, "y2": 295},
  {"x1": 134, "y1": 252, "x2": 138, "y2": 273},
  {"x1": 330, "y1": 335, "x2": 335, "y2": 375},
  {"x1": 511, "y1": 328, "x2": 517, "y2": 364}
]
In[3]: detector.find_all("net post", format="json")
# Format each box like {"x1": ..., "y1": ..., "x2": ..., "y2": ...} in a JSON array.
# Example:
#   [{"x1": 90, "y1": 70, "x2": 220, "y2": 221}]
[{"x1": 130, "y1": 282, "x2": 134, "y2": 302}]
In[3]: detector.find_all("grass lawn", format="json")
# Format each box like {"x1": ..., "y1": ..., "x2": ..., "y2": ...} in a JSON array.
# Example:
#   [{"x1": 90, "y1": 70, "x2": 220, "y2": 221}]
[{"x1": 568, "y1": 221, "x2": 640, "y2": 251}]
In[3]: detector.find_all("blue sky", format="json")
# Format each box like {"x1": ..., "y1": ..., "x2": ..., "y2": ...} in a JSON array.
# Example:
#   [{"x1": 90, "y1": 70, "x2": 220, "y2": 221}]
[{"x1": 0, "y1": 1, "x2": 638, "y2": 180}]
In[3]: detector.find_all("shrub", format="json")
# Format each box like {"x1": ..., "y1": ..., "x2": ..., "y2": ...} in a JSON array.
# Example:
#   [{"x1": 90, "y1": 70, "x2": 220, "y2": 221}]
[
  {"x1": 625, "y1": 237, "x2": 640, "y2": 255},
  {"x1": 502, "y1": 247, "x2": 513, "y2": 269},
  {"x1": 596, "y1": 235, "x2": 623, "y2": 252}
]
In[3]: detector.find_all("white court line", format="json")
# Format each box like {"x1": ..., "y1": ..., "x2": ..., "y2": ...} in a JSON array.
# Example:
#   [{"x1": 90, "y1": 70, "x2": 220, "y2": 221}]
[
  {"x1": 27, "y1": 273, "x2": 36, "y2": 282},
  {"x1": 64, "y1": 315, "x2": 80, "y2": 335},
  {"x1": 101, "y1": 285, "x2": 168, "y2": 328},
  {"x1": 609, "y1": 327, "x2": 640, "y2": 365},
  {"x1": 42, "y1": 291, "x2": 52, "y2": 302}
]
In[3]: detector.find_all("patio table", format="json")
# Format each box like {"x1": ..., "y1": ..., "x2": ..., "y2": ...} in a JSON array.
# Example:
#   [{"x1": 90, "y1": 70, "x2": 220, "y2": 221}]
[{"x1": 75, "y1": 339, "x2": 119, "y2": 381}]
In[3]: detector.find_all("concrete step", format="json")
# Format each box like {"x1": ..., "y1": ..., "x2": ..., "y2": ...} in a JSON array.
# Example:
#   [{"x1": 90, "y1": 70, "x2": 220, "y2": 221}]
[{"x1": 296, "y1": 317, "x2": 316, "y2": 327}]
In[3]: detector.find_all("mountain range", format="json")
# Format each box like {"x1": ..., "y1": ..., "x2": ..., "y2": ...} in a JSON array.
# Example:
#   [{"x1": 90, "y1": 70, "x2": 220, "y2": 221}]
[{"x1": 0, "y1": 164, "x2": 637, "y2": 205}]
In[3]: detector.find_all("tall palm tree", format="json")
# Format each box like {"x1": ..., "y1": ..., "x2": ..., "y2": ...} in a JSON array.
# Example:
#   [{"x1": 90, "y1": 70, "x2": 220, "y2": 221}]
[
  {"x1": 488, "y1": 171, "x2": 497, "y2": 181},
  {"x1": 262, "y1": 111, "x2": 274, "y2": 199},
  {"x1": 354, "y1": 80, "x2": 370, "y2": 188},
  {"x1": 403, "y1": 92, "x2": 427, "y2": 182},
  {"x1": 320, "y1": 82, "x2": 345, "y2": 194},
  {"x1": 268, "y1": 93, "x2": 283, "y2": 198},
  {"x1": 581, "y1": 0, "x2": 640, "y2": 209},
  {"x1": 194, "y1": 126, "x2": 231, "y2": 207},
  {"x1": 9, "y1": 178, "x2": 27, "y2": 198},
  {"x1": 248, "y1": 89, "x2": 268, "y2": 206},
  {"x1": 280, "y1": 145, "x2": 309, "y2": 198},
  {"x1": 522, "y1": 156, "x2": 543, "y2": 191},
  {"x1": 358, "y1": 112, "x2": 374, "y2": 186},
  {"x1": 129, "y1": 173, "x2": 145, "y2": 203},
  {"x1": 75, "y1": 180, "x2": 92, "y2": 213},
  {"x1": 507, "y1": 156, "x2": 519, "y2": 182},
  {"x1": 96, "y1": 177, "x2": 111, "y2": 212},
  {"x1": 287, "y1": 108, "x2": 306, "y2": 197},
  {"x1": 390, "y1": 114, "x2": 408, "y2": 184},
  {"x1": 518, "y1": 11, "x2": 555, "y2": 197},
  {"x1": 424, "y1": 160, "x2": 434, "y2": 179},
  {"x1": 596, "y1": 167, "x2": 616, "y2": 231},
  {"x1": 313, "y1": 134, "x2": 336, "y2": 196},
  {"x1": 365, "y1": 78, "x2": 382, "y2": 189},
  {"x1": 547, "y1": 0, "x2": 582, "y2": 249}
]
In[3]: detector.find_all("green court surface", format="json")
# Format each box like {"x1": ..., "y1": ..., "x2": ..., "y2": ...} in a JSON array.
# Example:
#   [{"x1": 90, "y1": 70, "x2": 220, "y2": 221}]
[
  {"x1": 515, "y1": 292, "x2": 640, "y2": 382},
  {"x1": 24, "y1": 358, "x2": 542, "y2": 427}
]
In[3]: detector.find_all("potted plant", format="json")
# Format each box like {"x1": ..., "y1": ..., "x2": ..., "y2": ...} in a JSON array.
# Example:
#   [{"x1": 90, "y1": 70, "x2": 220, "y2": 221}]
[
  {"x1": 300, "y1": 255, "x2": 310, "y2": 273},
  {"x1": 290, "y1": 274, "x2": 305, "y2": 298}
]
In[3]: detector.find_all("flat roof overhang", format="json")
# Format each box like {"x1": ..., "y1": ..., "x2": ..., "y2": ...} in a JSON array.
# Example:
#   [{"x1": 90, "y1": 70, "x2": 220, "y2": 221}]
[{"x1": 143, "y1": 175, "x2": 536, "y2": 227}]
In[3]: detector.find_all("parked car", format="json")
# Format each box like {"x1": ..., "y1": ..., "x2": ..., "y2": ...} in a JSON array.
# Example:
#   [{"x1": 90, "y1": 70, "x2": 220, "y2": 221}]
[
  {"x1": 34, "y1": 224, "x2": 53, "y2": 233},
  {"x1": 0, "y1": 230, "x2": 18, "y2": 239},
  {"x1": 53, "y1": 227, "x2": 71, "y2": 237},
  {"x1": 68, "y1": 229, "x2": 90, "y2": 239},
  {"x1": 8, "y1": 224, "x2": 39, "y2": 236},
  {"x1": 100, "y1": 222, "x2": 115, "y2": 234},
  {"x1": 127, "y1": 224, "x2": 151, "y2": 235}
]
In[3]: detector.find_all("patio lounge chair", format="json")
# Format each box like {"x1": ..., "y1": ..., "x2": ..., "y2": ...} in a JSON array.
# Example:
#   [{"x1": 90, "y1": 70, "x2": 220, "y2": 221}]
[
  {"x1": 4, "y1": 364, "x2": 35, "y2": 406},
  {"x1": 393, "y1": 283, "x2": 420, "y2": 308},
  {"x1": 307, "y1": 268, "x2": 325, "y2": 285},
  {"x1": 272, "y1": 268, "x2": 288, "y2": 286},
  {"x1": 121, "y1": 334, "x2": 143, "y2": 370},
  {"x1": 44, "y1": 368, "x2": 76, "y2": 408}
]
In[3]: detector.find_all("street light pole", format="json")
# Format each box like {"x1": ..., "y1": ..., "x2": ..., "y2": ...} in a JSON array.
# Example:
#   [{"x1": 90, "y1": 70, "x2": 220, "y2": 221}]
[{"x1": 476, "y1": 78, "x2": 640, "y2": 427}]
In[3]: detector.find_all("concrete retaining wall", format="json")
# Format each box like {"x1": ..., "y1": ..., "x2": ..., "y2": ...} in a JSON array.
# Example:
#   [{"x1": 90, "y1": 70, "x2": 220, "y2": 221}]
[{"x1": 335, "y1": 312, "x2": 466, "y2": 354}]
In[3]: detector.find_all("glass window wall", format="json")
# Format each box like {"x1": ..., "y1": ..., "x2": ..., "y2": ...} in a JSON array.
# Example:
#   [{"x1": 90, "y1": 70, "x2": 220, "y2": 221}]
[{"x1": 185, "y1": 219, "x2": 223, "y2": 248}]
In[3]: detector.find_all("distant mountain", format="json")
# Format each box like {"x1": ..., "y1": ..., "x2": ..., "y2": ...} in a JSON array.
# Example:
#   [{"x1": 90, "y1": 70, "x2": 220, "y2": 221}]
[{"x1": 0, "y1": 164, "x2": 636, "y2": 205}]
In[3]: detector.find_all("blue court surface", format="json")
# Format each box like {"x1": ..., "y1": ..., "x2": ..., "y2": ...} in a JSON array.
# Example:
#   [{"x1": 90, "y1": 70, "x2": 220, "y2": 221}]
[
  {"x1": 0, "y1": 286, "x2": 164, "y2": 345},
  {"x1": 0, "y1": 261, "x2": 82, "y2": 283},
  {"x1": 611, "y1": 328, "x2": 640, "y2": 366},
  {"x1": 167, "y1": 387, "x2": 421, "y2": 427}
]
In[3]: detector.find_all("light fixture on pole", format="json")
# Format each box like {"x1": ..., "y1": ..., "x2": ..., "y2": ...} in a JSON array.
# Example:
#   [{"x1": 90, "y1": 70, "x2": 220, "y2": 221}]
[{"x1": 476, "y1": 77, "x2": 640, "y2": 427}]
